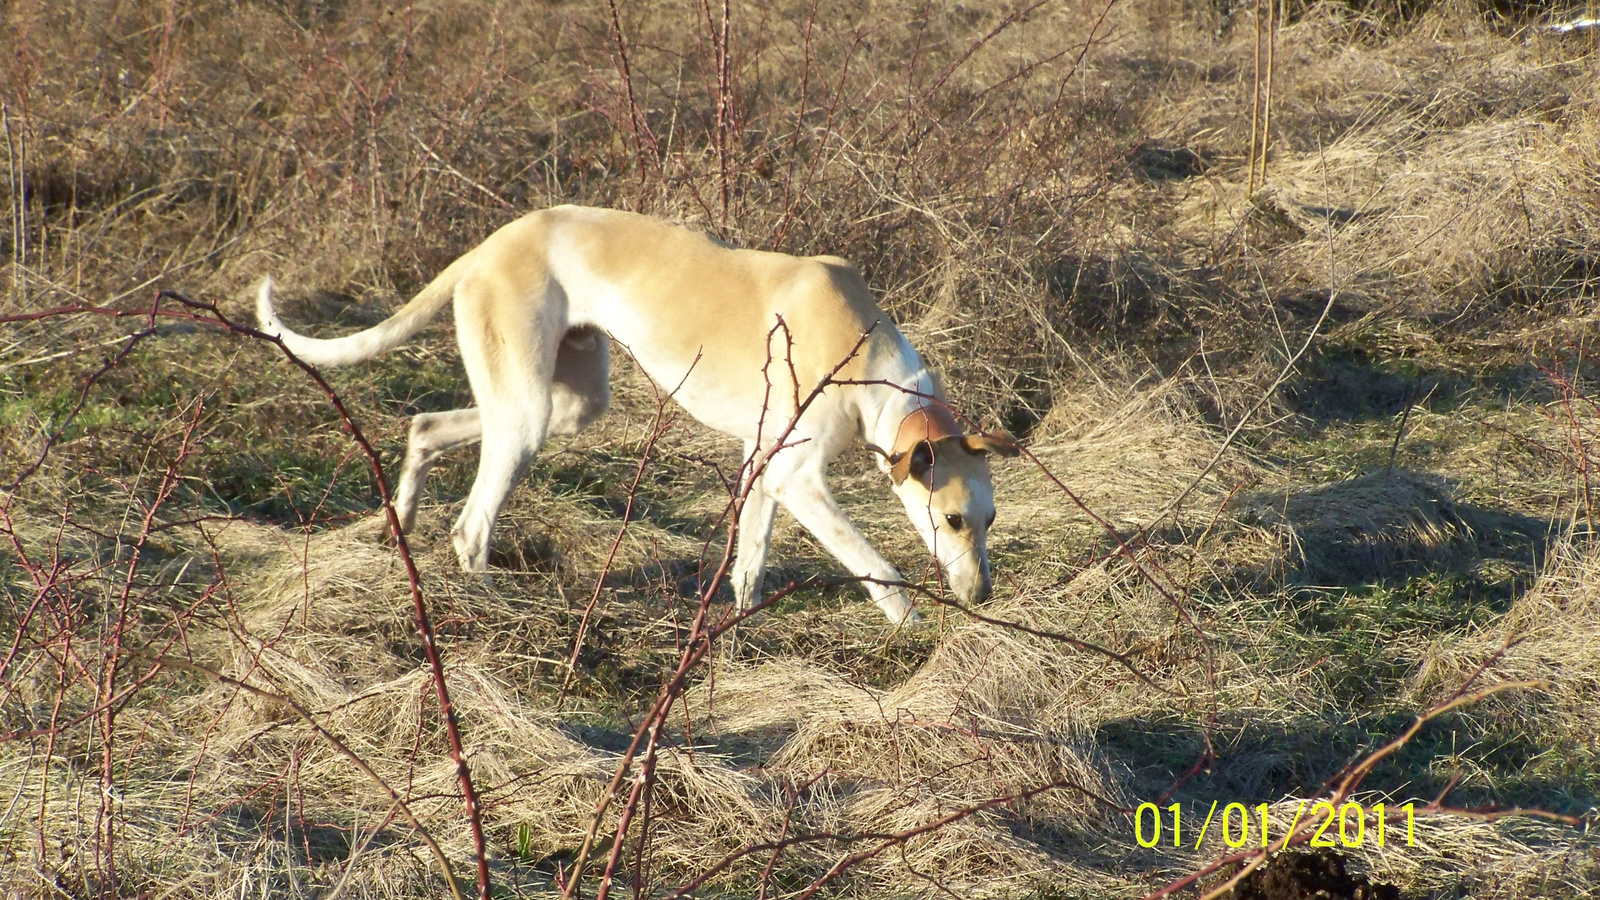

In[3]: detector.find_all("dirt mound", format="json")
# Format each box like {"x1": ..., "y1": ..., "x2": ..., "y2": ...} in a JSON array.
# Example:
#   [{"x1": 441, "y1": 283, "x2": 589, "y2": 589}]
[{"x1": 1228, "y1": 849, "x2": 1401, "y2": 900}]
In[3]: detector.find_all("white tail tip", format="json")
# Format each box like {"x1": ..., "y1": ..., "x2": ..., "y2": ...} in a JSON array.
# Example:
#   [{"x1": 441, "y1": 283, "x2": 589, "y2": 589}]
[{"x1": 255, "y1": 276, "x2": 284, "y2": 339}]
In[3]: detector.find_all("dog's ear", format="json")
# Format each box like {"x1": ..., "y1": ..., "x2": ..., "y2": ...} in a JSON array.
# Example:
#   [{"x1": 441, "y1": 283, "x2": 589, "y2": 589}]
[
  {"x1": 889, "y1": 440, "x2": 936, "y2": 486},
  {"x1": 962, "y1": 431, "x2": 1021, "y2": 458},
  {"x1": 907, "y1": 440, "x2": 935, "y2": 482}
]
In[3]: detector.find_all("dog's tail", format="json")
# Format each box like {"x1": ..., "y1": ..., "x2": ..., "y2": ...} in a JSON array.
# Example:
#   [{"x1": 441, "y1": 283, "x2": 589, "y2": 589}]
[{"x1": 255, "y1": 250, "x2": 478, "y2": 367}]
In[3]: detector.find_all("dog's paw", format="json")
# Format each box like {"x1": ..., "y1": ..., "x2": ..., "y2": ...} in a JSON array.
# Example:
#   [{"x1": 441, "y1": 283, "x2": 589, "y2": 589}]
[
  {"x1": 347, "y1": 514, "x2": 394, "y2": 543},
  {"x1": 376, "y1": 519, "x2": 403, "y2": 546},
  {"x1": 877, "y1": 595, "x2": 921, "y2": 627}
]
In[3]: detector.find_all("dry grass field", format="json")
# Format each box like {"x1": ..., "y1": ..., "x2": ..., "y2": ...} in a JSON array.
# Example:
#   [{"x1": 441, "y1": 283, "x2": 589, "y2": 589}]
[{"x1": 2, "y1": 1, "x2": 1598, "y2": 897}]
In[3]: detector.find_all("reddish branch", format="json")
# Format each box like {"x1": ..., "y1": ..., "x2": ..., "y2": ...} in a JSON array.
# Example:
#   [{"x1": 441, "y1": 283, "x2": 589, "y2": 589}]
[
  {"x1": 1142, "y1": 670, "x2": 1577, "y2": 900},
  {"x1": 560, "y1": 348, "x2": 699, "y2": 704},
  {"x1": 560, "y1": 324, "x2": 878, "y2": 899},
  {"x1": 145, "y1": 291, "x2": 492, "y2": 900},
  {"x1": 662, "y1": 774, "x2": 1119, "y2": 900},
  {"x1": 0, "y1": 296, "x2": 493, "y2": 898},
  {"x1": 6, "y1": 287, "x2": 1585, "y2": 900},
  {"x1": 562, "y1": 317, "x2": 1187, "y2": 897},
  {"x1": 604, "y1": 0, "x2": 659, "y2": 201}
]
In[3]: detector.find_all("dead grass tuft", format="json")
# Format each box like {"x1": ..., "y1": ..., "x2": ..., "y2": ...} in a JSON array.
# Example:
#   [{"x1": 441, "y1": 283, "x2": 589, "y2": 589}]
[{"x1": 1240, "y1": 470, "x2": 1473, "y2": 582}]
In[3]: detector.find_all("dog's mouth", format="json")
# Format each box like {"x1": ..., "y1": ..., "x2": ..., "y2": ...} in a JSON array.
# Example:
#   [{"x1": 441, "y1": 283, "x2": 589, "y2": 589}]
[{"x1": 933, "y1": 546, "x2": 992, "y2": 603}]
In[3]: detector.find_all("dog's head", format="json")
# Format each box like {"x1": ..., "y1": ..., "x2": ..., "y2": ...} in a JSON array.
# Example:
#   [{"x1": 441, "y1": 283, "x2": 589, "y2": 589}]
[{"x1": 880, "y1": 403, "x2": 1019, "y2": 605}]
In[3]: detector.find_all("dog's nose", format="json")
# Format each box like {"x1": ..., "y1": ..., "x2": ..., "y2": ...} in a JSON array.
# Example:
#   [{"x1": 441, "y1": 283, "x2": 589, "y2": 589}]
[{"x1": 974, "y1": 579, "x2": 992, "y2": 603}]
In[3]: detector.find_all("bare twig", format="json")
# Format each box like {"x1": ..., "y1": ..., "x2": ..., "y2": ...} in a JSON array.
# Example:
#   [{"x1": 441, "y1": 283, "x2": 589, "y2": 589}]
[{"x1": 159, "y1": 291, "x2": 493, "y2": 900}]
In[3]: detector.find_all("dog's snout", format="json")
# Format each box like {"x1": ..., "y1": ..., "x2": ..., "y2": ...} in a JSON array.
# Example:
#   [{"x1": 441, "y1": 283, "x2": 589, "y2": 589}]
[{"x1": 974, "y1": 579, "x2": 992, "y2": 602}]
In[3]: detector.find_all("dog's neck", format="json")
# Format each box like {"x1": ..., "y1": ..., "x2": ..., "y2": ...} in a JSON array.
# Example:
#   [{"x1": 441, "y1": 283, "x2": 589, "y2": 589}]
[{"x1": 862, "y1": 366, "x2": 953, "y2": 463}]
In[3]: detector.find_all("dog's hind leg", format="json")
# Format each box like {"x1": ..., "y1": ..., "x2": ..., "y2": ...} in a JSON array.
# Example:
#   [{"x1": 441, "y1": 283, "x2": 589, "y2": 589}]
[
  {"x1": 394, "y1": 326, "x2": 605, "y2": 542},
  {"x1": 449, "y1": 276, "x2": 563, "y2": 576},
  {"x1": 731, "y1": 440, "x2": 779, "y2": 612},
  {"x1": 392, "y1": 408, "x2": 482, "y2": 535}
]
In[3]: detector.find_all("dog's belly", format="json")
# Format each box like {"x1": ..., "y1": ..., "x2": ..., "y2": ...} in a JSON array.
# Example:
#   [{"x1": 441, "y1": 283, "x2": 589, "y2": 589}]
[
  {"x1": 583, "y1": 296, "x2": 781, "y2": 441},
  {"x1": 544, "y1": 205, "x2": 891, "y2": 444}
]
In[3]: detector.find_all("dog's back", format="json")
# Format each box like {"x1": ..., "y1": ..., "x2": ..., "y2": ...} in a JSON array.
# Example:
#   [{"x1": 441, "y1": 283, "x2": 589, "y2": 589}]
[{"x1": 513, "y1": 206, "x2": 908, "y2": 440}]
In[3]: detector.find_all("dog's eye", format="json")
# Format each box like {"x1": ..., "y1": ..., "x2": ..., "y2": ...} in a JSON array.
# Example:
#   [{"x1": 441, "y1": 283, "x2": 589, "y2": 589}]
[{"x1": 944, "y1": 514, "x2": 963, "y2": 532}]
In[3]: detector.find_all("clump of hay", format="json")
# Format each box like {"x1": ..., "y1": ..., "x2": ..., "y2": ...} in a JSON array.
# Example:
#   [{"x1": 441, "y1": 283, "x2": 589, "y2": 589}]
[
  {"x1": 1174, "y1": 9, "x2": 1600, "y2": 317},
  {"x1": 682, "y1": 558, "x2": 1202, "y2": 894},
  {"x1": 1017, "y1": 376, "x2": 1265, "y2": 532},
  {"x1": 1237, "y1": 471, "x2": 1474, "y2": 583},
  {"x1": 1410, "y1": 532, "x2": 1600, "y2": 740},
  {"x1": 163, "y1": 526, "x2": 785, "y2": 892},
  {"x1": 111, "y1": 519, "x2": 1158, "y2": 896},
  {"x1": 1263, "y1": 112, "x2": 1599, "y2": 312},
  {"x1": 3, "y1": 483, "x2": 1592, "y2": 899}
]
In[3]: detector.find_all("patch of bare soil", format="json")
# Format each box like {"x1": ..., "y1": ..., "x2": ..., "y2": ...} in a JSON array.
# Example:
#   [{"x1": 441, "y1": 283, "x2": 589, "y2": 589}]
[{"x1": 1225, "y1": 849, "x2": 1401, "y2": 900}]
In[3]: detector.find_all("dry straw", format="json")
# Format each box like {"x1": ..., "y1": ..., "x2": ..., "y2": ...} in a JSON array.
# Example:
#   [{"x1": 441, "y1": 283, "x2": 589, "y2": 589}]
[{"x1": 4, "y1": 1, "x2": 1599, "y2": 898}]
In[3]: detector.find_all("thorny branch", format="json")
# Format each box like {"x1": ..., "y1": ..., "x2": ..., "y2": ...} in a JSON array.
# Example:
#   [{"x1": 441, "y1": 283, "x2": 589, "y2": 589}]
[
  {"x1": 1145, "y1": 673, "x2": 1575, "y2": 900},
  {"x1": 2, "y1": 288, "x2": 1587, "y2": 900},
  {"x1": 158, "y1": 290, "x2": 494, "y2": 900},
  {"x1": 0, "y1": 295, "x2": 493, "y2": 900}
]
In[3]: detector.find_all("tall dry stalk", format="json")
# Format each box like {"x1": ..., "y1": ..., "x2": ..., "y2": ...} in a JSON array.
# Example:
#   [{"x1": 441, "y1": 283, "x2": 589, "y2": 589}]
[
  {"x1": 710, "y1": 0, "x2": 734, "y2": 230},
  {"x1": 1260, "y1": 0, "x2": 1276, "y2": 187},
  {"x1": 1247, "y1": 0, "x2": 1263, "y2": 196},
  {"x1": 2, "y1": 101, "x2": 23, "y2": 307},
  {"x1": 1246, "y1": 0, "x2": 1277, "y2": 196}
]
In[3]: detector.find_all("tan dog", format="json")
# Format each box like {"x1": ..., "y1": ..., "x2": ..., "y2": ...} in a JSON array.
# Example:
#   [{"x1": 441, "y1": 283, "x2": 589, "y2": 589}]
[{"x1": 256, "y1": 205, "x2": 1017, "y2": 623}]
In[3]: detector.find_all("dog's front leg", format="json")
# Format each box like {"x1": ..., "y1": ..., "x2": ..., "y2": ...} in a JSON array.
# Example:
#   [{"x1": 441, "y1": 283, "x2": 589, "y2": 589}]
[
  {"x1": 731, "y1": 444, "x2": 779, "y2": 612},
  {"x1": 766, "y1": 466, "x2": 919, "y2": 625}
]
